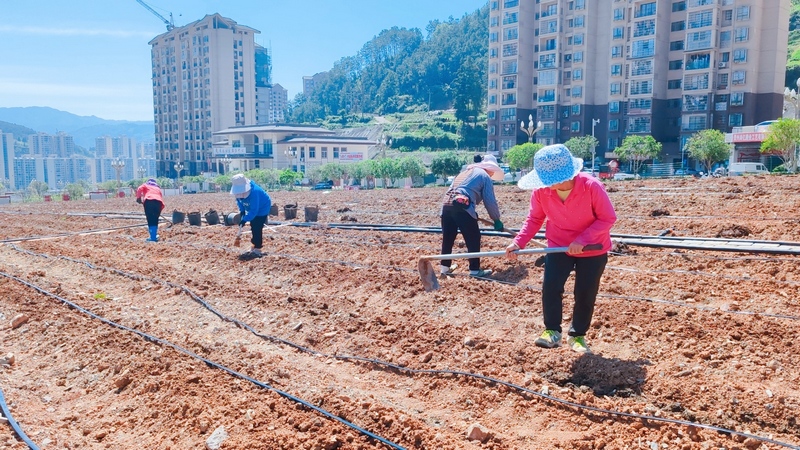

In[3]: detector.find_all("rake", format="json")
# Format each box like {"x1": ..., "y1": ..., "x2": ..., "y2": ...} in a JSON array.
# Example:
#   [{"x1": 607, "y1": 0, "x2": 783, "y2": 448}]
[{"x1": 417, "y1": 244, "x2": 602, "y2": 292}]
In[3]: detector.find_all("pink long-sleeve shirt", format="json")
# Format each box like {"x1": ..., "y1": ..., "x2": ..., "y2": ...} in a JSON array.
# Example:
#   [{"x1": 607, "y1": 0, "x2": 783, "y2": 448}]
[{"x1": 513, "y1": 173, "x2": 617, "y2": 257}]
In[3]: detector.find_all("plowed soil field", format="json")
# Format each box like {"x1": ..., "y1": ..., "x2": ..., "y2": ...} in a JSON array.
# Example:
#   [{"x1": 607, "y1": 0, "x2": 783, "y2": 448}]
[{"x1": 1, "y1": 174, "x2": 799, "y2": 450}]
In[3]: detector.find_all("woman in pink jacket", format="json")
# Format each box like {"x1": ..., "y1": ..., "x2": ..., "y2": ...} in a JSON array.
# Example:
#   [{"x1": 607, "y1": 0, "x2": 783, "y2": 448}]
[
  {"x1": 135, "y1": 178, "x2": 165, "y2": 242},
  {"x1": 505, "y1": 144, "x2": 616, "y2": 353}
]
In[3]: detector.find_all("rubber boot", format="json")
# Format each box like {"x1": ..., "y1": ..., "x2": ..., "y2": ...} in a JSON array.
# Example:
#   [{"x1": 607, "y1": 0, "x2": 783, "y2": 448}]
[{"x1": 148, "y1": 225, "x2": 158, "y2": 242}]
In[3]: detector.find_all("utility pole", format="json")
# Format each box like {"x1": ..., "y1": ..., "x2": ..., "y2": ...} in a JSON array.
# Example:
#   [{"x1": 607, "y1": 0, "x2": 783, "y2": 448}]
[{"x1": 591, "y1": 119, "x2": 600, "y2": 175}]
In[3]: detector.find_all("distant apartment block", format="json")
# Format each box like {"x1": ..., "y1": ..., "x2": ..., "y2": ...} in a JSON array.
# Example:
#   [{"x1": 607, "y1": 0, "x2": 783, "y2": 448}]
[
  {"x1": 28, "y1": 131, "x2": 75, "y2": 158},
  {"x1": 95, "y1": 136, "x2": 137, "y2": 158},
  {"x1": 256, "y1": 83, "x2": 288, "y2": 124},
  {"x1": 0, "y1": 131, "x2": 16, "y2": 191},
  {"x1": 486, "y1": 0, "x2": 790, "y2": 165},
  {"x1": 302, "y1": 72, "x2": 327, "y2": 97},
  {"x1": 149, "y1": 13, "x2": 259, "y2": 177}
]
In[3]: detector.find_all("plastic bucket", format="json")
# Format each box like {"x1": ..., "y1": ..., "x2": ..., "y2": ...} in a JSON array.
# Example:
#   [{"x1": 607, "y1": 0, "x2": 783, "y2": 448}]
[
  {"x1": 284, "y1": 205, "x2": 297, "y2": 220},
  {"x1": 270, "y1": 204, "x2": 279, "y2": 217},
  {"x1": 224, "y1": 212, "x2": 241, "y2": 226},
  {"x1": 304, "y1": 206, "x2": 319, "y2": 222},
  {"x1": 204, "y1": 209, "x2": 220, "y2": 225},
  {"x1": 187, "y1": 211, "x2": 202, "y2": 227},
  {"x1": 172, "y1": 210, "x2": 185, "y2": 224}
]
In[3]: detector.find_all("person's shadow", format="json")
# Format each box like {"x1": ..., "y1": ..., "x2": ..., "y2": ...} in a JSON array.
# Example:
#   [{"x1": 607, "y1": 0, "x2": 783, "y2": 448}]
[{"x1": 568, "y1": 354, "x2": 651, "y2": 397}]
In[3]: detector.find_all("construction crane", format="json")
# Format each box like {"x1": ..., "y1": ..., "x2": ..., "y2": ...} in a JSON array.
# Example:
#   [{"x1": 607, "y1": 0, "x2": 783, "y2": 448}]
[{"x1": 135, "y1": 0, "x2": 175, "y2": 31}]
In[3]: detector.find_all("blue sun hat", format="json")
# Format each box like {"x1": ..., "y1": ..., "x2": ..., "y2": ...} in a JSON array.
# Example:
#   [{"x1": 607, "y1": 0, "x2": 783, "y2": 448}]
[{"x1": 518, "y1": 144, "x2": 583, "y2": 190}]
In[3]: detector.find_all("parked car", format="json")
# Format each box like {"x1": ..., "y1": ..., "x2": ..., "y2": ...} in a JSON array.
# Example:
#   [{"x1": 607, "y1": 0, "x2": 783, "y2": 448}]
[
  {"x1": 311, "y1": 180, "x2": 334, "y2": 190},
  {"x1": 613, "y1": 172, "x2": 638, "y2": 180}
]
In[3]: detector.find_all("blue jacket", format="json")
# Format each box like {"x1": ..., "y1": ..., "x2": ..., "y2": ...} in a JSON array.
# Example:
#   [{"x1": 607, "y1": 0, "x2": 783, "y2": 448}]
[{"x1": 236, "y1": 180, "x2": 271, "y2": 222}]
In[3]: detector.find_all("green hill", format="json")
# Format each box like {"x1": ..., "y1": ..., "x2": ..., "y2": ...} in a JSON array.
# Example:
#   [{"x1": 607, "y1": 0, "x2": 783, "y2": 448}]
[
  {"x1": 787, "y1": 0, "x2": 800, "y2": 86},
  {"x1": 0, "y1": 120, "x2": 36, "y2": 139}
]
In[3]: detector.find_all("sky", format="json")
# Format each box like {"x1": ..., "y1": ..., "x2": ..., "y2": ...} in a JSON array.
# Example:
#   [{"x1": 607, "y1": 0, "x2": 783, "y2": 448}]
[{"x1": 0, "y1": 0, "x2": 487, "y2": 122}]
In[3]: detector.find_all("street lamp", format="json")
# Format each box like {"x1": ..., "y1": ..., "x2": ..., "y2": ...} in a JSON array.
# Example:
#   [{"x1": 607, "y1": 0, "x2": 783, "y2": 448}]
[
  {"x1": 521, "y1": 114, "x2": 543, "y2": 143},
  {"x1": 591, "y1": 118, "x2": 601, "y2": 175},
  {"x1": 137, "y1": 166, "x2": 147, "y2": 180},
  {"x1": 783, "y1": 78, "x2": 800, "y2": 119},
  {"x1": 111, "y1": 158, "x2": 125, "y2": 193},
  {"x1": 285, "y1": 147, "x2": 297, "y2": 171},
  {"x1": 174, "y1": 162, "x2": 184, "y2": 193},
  {"x1": 219, "y1": 155, "x2": 232, "y2": 174}
]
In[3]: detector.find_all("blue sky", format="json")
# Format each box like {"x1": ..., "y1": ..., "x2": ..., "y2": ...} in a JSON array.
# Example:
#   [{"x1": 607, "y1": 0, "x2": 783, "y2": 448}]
[{"x1": 0, "y1": 0, "x2": 487, "y2": 122}]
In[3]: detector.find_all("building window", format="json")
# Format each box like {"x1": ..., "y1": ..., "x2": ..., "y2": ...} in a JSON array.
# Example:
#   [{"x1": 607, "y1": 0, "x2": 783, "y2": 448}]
[
  {"x1": 733, "y1": 48, "x2": 747, "y2": 63},
  {"x1": 573, "y1": 86, "x2": 583, "y2": 98},
  {"x1": 729, "y1": 113, "x2": 743, "y2": 126},
  {"x1": 504, "y1": 0, "x2": 518, "y2": 7},
  {"x1": 673, "y1": 1, "x2": 686, "y2": 12},
  {"x1": 671, "y1": 21, "x2": 686, "y2": 32},
  {"x1": 630, "y1": 80, "x2": 652, "y2": 95},
  {"x1": 501, "y1": 123, "x2": 516, "y2": 136},
  {"x1": 718, "y1": 73, "x2": 729, "y2": 88},
  {"x1": 538, "y1": 70, "x2": 556, "y2": 85},
  {"x1": 732, "y1": 70, "x2": 746, "y2": 85},
  {"x1": 574, "y1": 33, "x2": 584, "y2": 45},
  {"x1": 613, "y1": 8, "x2": 625, "y2": 20},
  {"x1": 501, "y1": 108, "x2": 517, "y2": 121},
  {"x1": 631, "y1": 59, "x2": 653, "y2": 76},
  {"x1": 613, "y1": 27, "x2": 624, "y2": 39},
  {"x1": 502, "y1": 43, "x2": 518, "y2": 56},
  {"x1": 635, "y1": 2, "x2": 656, "y2": 18},
  {"x1": 734, "y1": 27, "x2": 749, "y2": 42},
  {"x1": 572, "y1": 104, "x2": 581, "y2": 115},
  {"x1": 573, "y1": 68, "x2": 583, "y2": 80},
  {"x1": 688, "y1": 10, "x2": 713, "y2": 28},
  {"x1": 309, "y1": 147, "x2": 316, "y2": 158},
  {"x1": 609, "y1": 119, "x2": 619, "y2": 131},
  {"x1": 633, "y1": 19, "x2": 655, "y2": 37},
  {"x1": 730, "y1": 92, "x2": 744, "y2": 106},
  {"x1": 501, "y1": 93, "x2": 517, "y2": 105},
  {"x1": 571, "y1": 121, "x2": 581, "y2": 132},
  {"x1": 670, "y1": 41, "x2": 684, "y2": 51},
  {"x1": 321, "y1": 147, "x2": 328, "y2": 158},
  {"x1": 610, "y1": 83, "x2": 622, "y2": 95},
  {"x1": 668, "y1": 80, "x2": 682, "y2": 89},
  {"x1": 333, "y1": 147, "x2": 340, "y2": 159},
  {"x1": 574, "y1": 51, "x2": 583, "y2": 62},
  {"x1": 489, "y1": 78, "x2": 498, "y2": 89},
  {"x1": 503, "y1": 12, "x2": 518, "y2": 25},
  {"x1": 502, "y1": 60, "x2": 518, "y2": 74},
  {"x1": 735, "y1": 5, "x2": 750, "y2": 21},
  {"x1": 611, "y1": 46, "x2": 623, "y2": 58},
  {"x1": 609, "y1": 101, "x2": 620, "y2": 114},
  {"x1": 502, "y1": 75, "x2": 517, "y2": 89},
  {"x1": 489, "y1": 95, "x2": 497, "y2": 105},
  {"x1": 684, "y1": 73, "x2": 710, "y2": 90},
  {"x1": 611, "y1": 64, "x2": 622, "y2": 76},
  {"x1": 504, "y1": 27, "x2": 519, "y2": 40},
  {"x1": 669, "y1": 60, "x2": 683, "y2": 70}
]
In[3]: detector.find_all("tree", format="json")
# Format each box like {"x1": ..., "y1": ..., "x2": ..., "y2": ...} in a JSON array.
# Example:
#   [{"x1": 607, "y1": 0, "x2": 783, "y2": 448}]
[
  {"x1": 563, "y1": 136, "x2": 598, "y2": 162},
  {"x1": 504, "y1": 142, "x2": 543, "y2": 171},
  {"x1": 684, "y1": 129, "x2": 732, "y2": 173},
  {"x1": 399, "y1": 155, "x2": 426, "y2": 180},
  {"x1": 278, "y1": 169, "x2": 302, "y2": 189},
  {"x1": 453, "y1": 57, "x2": 484, "y2": 123},
  {"x1": 26, "y1": 180, "x2": 49, "y2": 199},
  {"x1": 614, "y1": 135, "x2": 662, "y2": 175},
  {"x1": 65, "y1": 182, "x2": 85, "y2": 200},
  {"x1": 760, "y1": 118, "x2": 800, "y2": 173},
  {"x1": 430, "y1": 151, "x2": 464, "y2": 179}
]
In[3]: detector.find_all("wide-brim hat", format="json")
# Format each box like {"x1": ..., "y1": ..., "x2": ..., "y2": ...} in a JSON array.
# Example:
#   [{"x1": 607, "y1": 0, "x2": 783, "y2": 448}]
[
  {"x1": 468, "y1": 154, "x2": 504, "y2": 181},
  {"x1": 230, "y1": 174, "x2": 251, "y2": 195},
  {"x1": 518, "y1": 144, "x2": 583, "y2": 189}
]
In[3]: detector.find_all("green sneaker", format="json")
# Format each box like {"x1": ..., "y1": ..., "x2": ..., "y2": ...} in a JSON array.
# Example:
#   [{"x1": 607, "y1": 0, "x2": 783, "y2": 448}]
[
  {"x1": 534, "y1": 330, "x2": 562, "y2": 348},
  {"x1": 567, "y1": 335, "x2": 591, "y2": 353}
]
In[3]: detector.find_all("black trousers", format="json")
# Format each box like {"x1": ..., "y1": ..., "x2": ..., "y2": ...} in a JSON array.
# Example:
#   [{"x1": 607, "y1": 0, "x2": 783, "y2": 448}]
[
  {"x1": 541, "y1": 252, "x2": 608, "y2": 336},
  {"x1": 143, "y1": 200, "x2": 161, "y2": 227},
  {"x1": 440, "y1": 205, "x2": 482, "y2": 271},
  {"x1": 249, "y1": 215, "x2": 268, "y2": 249}
]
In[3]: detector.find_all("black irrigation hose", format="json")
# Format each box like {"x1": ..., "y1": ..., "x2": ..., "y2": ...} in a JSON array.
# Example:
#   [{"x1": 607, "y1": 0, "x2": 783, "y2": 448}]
[
  {"x1": 0, "y1": 272, "x2": 406, "y2": 450},
  {"x1": 9, "y1": 248, "x2": 800, "y2": 449},
  {"x1": 0, "y1": 387, "x2": 40, "y2": 450}
]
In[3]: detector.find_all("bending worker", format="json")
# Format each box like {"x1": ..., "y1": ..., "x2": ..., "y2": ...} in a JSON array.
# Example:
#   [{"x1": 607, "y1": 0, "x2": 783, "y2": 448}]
[
  {"x1": 440, "y1": 154, "x2": 505, "y2": 278},
  {"x1": 135, "y1": 178, "x2": 165, "y2": 242},
  {"x1": 230, "y1": 174, "x2": 272, "y2": 258}
]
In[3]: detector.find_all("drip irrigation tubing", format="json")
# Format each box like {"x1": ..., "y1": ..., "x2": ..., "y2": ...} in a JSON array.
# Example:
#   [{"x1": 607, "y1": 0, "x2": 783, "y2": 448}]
[
  {"x1": 0, "y1": 271, "x2": 407, "y2": 450},
  {"x1": 8, "y1": 249, "x2": 800, "y2": 449},
  {"x1": 0, "y1": 387, "x2": 40, "y2": 450}
]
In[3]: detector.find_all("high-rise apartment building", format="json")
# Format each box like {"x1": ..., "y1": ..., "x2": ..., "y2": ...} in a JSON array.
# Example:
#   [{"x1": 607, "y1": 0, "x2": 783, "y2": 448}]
[
  {"x1": 487, "y1": 0, "x2": 789, "y2": 165},
  {"x1": 28, "y1": 132, "x2": 75, "y2": 158},
  {"x1": 0, "y1": 131, "x2": 16, "y2": 191},
  {"x1": 256, "y1": 83, "x2": 288, "y2": 124},
  {"x1": 149, "y1": 13, "x2": 258, "y2": 177}
]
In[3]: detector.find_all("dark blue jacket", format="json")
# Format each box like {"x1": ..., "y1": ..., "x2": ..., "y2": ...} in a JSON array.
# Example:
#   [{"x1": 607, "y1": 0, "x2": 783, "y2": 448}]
[{"x1": 236, "y1": 180, "x2": 271, "y2": 222}]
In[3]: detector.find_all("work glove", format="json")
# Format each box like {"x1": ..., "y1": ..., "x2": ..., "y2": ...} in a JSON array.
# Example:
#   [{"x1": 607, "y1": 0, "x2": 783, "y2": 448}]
[
  {"x1": 136, "y1": 197, "x2": 142, "y2": 204},
  {"x1": 493, "y1": 219, "x2": 504, "y2": 231}
]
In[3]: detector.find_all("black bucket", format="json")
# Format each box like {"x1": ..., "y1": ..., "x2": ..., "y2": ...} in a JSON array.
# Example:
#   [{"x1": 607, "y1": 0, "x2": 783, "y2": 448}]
[
  {"x1": 205, "y1": 209, "x2": 220, "y2": 225},
  {"x1": 270, "y1": 204, "x2": 279, "y2": 217},
  {"x1": 304, "y1": 206, "x2": 319, "y2": 222},
  {"x1": 224, "y1": 212, "x2": 241, "y2": 226},
  {"x1": 187, "y1": 211, "x2": 202, "y2": 227},
  {"x1": 284, "y1": 204, "x2": 297, "y2": 220},
  {"x1": 172, "y1": 210, "x2": 185, "y2": 224}
]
